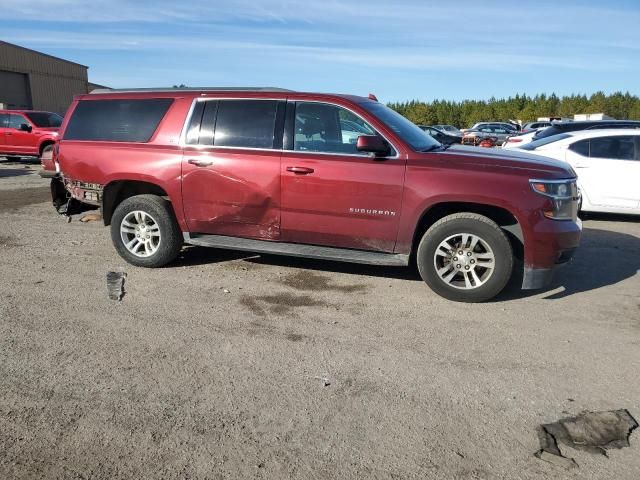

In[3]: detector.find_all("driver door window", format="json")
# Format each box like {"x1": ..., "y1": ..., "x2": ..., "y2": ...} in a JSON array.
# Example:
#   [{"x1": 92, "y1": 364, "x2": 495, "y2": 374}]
[
  {"x1": 7, "y1": 114, "x2": 26, "y2": 129},
  {"x1": 294, "y1": 102, "x2": 375, "y2": 155}
]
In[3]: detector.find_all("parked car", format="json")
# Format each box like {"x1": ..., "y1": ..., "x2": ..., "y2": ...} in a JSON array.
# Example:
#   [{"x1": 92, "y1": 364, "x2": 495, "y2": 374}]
[
  {"x1": 463, "y1": 124, "x2": 514, "y2": 146},
  {"x1": 0, "y1": 110, "x2": 61, "y2": 162},
  {"x1": 517, "y1": 129, "x2": 640, "y2": 215},
  {"x1": 461, "y1": 130, "x2": 498, "y2": 146},
  {"x1": 49, "y1": 88, "x2": 581, "y2": 302},
  {"x1": 418, "y1": 125, "x2": 462, "y2": 144},
  {"x1": 466, "y1": 122, "x2": 519, "y2": 133},
  {"x1": 532, "y1": 120, "x2": 640, "y2": 142},
  {"x1": 502, "y1": 128, "x2": 547, "y2": 149},
  {"x1": 521, "y1": 121, "x2": 552, "y2": 133},
  {"x1": 433, "y1": 124, "x2": 463, "y2": 136}
]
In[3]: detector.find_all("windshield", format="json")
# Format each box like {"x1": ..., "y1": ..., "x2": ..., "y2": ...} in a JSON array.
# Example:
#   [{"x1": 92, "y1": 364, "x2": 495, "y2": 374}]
[
  {"x1": 24, "y1": 112, "x2": 63, "y2": 127},
  {"x1": 362, "y1": 102, "x2": 440, "y2": 151},
  {"x1": 520, "y1": 133, "x2": 571, "y2": 150}
]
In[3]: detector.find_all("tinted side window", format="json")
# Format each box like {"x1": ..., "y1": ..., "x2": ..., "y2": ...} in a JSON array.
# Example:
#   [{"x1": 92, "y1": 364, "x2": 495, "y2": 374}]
[
  {"x1": 0, "y1": 114, "x2": 8, "y2": 128},
  {"x1": 294, "y1": 102, "x2": 375, "y2": 155},
  {"x1": 64, "y1": 99, "x2": 173, "y2": 142},
  {"x1": 569, "y1": 139, "x2": 589, "y2": 156},
  {"x1": 25, "y1": 112, "x2": 63, "y2": 127},
  {"x1": 212, "y1": 100, "x2": 278, "y2": 149},
  {"x1": 590, "y1": 136, "x2": 635, "y2": 160},
  {"x1": 185, "y1": 101, "x2": 206, "y2": 145},
  {"x1": 7, "y1": 114, "x2": 26, "y2": 129}
]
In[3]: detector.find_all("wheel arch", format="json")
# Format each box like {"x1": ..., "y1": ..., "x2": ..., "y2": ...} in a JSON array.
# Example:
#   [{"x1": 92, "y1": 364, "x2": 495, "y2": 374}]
[
  {"x1": 411, "y1": 201, "x2": 524, "y2": 261},
  {"x1": 102, "y1": 180, "x2": 171, "y2": 226},
  {"x1": 38, "y1": 140, "x2": 55, "y2": 156}
]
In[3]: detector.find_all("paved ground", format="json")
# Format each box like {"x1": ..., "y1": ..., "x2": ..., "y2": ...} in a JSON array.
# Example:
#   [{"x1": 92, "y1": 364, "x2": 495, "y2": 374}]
[{"x1": 1, "y1": 159, "x2": 639, "y2": 479}]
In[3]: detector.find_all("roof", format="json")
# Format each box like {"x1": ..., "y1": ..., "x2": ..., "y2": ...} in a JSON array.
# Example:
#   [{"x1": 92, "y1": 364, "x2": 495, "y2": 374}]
[
  {"x1": 0, "y1": 109, "x2": 58, "y2": 114},
  {"x1": 564, "y1": 128, "x2": 640, "y2": 138},
  {"x1": 0, "y1": 41, "x2": 88, "y2": 69},
  {"x1": 552, "y1": 119, "x2": 640, "y2": 127},
  {"x1": 82, "y1": 88, "x2": 376, "y2": 105},
  {"x1": 89, "y1": 87, "x2": 294, "y2": 94}
]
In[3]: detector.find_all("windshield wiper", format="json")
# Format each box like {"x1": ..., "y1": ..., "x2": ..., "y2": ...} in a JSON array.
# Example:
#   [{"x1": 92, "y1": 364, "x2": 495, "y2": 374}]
[
  {"x1": 420, "y1": 144, "x2": 448, "y2": 152},
  {"x1": 420, "y1": 144, "x2": 441, "y2": 152}
]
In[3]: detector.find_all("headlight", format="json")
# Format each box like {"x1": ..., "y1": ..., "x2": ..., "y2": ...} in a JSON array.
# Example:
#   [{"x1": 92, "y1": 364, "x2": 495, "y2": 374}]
[{"x1": 529, "y1": 179, "x2": 579, "y2": 221}]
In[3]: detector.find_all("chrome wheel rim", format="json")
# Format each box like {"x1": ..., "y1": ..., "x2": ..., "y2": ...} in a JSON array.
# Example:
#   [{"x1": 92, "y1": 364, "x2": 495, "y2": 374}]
[
  {"x1": 433, "y1": 233, "x2": 495, "y2": 290},
  {"x1": 120, "y1": 211, "x2": 161, "y2": 258}
]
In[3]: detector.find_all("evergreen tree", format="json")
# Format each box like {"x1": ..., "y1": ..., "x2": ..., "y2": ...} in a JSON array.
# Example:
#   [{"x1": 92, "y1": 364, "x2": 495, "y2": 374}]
[{"x1": 388, "y1": 91, "x2": 640, "y2": 127}]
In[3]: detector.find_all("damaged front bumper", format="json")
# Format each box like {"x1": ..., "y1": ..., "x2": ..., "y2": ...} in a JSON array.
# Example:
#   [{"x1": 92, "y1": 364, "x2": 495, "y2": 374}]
[{"x1": 521, "y1": 247, "x2": 577, "y2": 290}]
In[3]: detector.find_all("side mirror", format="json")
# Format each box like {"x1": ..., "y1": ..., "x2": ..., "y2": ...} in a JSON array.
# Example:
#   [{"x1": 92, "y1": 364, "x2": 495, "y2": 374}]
[
  {"x1": 19, "y1": 123, "x2": 32, "y2": 132},
  {"x1": 356, "y1": 135, "x2": 390, "y2": 157}
]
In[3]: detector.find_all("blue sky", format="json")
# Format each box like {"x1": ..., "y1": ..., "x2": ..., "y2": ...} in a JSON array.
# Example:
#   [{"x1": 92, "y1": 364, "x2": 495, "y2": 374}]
[{"x1": 1, "y1": 0, "x2": 639, "y2": 103}]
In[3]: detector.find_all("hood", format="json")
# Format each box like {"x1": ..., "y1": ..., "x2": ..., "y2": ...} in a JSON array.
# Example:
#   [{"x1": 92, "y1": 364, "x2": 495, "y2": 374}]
[{"x1": 437, "y1": 145, "x2": 575, "y2": 178}]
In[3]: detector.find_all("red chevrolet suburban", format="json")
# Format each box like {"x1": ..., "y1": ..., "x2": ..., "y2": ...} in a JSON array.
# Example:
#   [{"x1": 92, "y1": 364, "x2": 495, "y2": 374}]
[
  {"x1": 0, "y1": 110, "x2": 61, "y2": 162},
  {"x1": 50, "y1": 88, "x2": 581, "y2": 302}
]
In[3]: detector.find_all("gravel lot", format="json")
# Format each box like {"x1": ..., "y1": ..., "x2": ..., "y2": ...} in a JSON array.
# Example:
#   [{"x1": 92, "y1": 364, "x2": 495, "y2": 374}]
[{"x1": 1, "y1": 159, "x2": 639, "y2": 479}]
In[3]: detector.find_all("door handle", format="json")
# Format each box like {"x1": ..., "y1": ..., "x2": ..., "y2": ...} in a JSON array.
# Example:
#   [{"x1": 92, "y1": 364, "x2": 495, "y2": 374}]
[
  {"x1": 187, "y1": 159, "x2": 213, "y2": 167},
  {"x1": 286, "y1": 166, "x2": 314, "y2": 174}
]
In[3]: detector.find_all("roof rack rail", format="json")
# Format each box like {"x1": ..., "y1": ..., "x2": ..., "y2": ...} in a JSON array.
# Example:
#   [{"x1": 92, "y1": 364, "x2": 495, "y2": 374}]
[{"x1": 89, "y1": 87, "x2": 294, "y2": 94}]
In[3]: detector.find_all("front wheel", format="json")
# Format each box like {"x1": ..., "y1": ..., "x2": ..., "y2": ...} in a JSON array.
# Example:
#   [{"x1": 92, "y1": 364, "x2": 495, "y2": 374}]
[
  {"x1": 110, "y1": 194, "x2": 183, "y2": 267},
  {"x1": 416, "y1": 213, "x2": 513, "y2": 302}
]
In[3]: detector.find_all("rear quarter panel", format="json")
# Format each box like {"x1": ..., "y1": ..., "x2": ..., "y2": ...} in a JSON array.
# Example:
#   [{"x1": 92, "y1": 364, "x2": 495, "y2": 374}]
[{"x1": 57, "y1": 95, "x2": 194, "y2": 230}]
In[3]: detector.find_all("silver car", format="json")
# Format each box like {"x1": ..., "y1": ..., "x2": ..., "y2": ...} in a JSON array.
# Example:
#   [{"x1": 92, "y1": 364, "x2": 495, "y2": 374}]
[{"x1": 465, "y1": 124, "x2": 516, "y2": 146}]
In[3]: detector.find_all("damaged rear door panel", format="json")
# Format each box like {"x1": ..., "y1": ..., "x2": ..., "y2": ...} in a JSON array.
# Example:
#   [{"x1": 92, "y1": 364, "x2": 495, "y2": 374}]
[{"x1": 181, "y1": 99, "x2": 285, "y2": 240}]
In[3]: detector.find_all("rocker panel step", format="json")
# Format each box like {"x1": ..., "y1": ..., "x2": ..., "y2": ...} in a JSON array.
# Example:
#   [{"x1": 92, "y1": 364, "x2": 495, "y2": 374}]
[{"x1": 184, "y1": 233, "x2": 409, "y2": 266}]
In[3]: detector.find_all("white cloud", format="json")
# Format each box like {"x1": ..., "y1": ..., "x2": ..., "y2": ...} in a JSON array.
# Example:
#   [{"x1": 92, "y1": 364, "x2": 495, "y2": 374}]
[{"x1": 1, "y1": 0, "x2": 638, "y2": 97}]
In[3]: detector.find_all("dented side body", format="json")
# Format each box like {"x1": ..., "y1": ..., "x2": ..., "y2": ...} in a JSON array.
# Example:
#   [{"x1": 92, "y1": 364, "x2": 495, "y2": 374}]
[{"x1": 54, "y1": 89, "x2": 581, "y2": 288}]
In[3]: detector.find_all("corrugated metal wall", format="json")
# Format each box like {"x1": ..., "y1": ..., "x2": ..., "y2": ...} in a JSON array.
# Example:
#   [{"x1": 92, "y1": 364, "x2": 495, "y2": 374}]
[{"x1": 0, "y1": 41, "x2": 89, "y2": 114}]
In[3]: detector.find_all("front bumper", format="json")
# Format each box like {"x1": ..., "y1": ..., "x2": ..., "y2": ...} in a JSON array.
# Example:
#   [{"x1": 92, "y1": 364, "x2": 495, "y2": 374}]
[
  {"x1": 38, "y1": 169, "x2": 59, "y2": 179},
  {"x1": 522, "y1": 216, "x2": 581, "y2": 290},
  {"x1": 521, "y1": 247, "x2": 576, "y2": 290}
]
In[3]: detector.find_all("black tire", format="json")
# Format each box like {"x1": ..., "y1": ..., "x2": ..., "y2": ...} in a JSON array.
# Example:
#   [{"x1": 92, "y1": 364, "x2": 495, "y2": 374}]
[
  {"x1": 110, "y1": 194, "x2": 183, "y2": 268},
  {"x1": 416, "y1": 213, "x2": 513, "y2": 302}
]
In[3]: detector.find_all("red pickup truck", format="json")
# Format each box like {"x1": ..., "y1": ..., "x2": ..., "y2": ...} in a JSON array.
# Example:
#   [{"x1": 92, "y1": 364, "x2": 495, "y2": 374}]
[
  {"x1": 0, "y1": 109, "x2": 61, "y2": 161},
  {"x1": 50, "y1": 88, "x2": 581, "y2": 302}
]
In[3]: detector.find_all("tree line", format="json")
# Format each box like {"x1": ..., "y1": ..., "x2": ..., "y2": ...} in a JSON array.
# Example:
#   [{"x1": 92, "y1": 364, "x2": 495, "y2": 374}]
[{"x1": 388, "y1": 91, "x2": 640, "y2": 128}]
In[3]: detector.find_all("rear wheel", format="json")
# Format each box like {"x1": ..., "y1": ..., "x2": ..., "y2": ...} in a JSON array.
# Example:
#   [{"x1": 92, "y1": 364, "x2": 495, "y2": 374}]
[
  {"x1": 416, "y1": 213, "x2": 513, "y2": 302},
  {"x1": 110, "y1": 194, "x2": 183, "y2": 267}
]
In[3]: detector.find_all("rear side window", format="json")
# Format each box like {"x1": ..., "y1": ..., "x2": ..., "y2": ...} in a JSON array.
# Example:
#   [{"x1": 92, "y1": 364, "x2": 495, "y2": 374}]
[
  {"x1": 590, "y1": 136, "x2": 636, "y2": 160},
  {"x1": 212, "y1": 100, "x2": 278, "y2": 149},
  {"x1": 64, "y1": 99, "x2": 173, "y2": 142},
  {"x1": 569, "y1": 139, "x2": 589, "y2": 156},
  {"x1": 0, "y1": 114, "x2": 8, "y2": 127}
]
